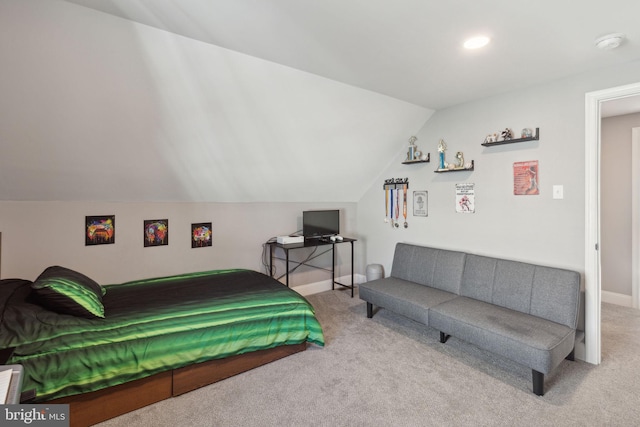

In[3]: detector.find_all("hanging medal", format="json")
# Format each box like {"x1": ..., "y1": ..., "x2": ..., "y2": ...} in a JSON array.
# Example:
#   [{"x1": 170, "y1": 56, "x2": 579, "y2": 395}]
[
  {"x1": 395, "y1": 186, "x2": 400, "y2": 228},
  {"x1": 384, "y1": 186, "x2": 389, "y2": 223},
  {"x1": 390, "y1": 187, "x2": 395, "y2": 227},
  {"x1": 403, "y1": 184, "x2": 408, "y2": 228}
]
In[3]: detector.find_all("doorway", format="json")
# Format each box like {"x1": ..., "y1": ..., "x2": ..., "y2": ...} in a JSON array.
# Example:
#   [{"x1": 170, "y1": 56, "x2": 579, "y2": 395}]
[{"x1": 585, "y1": 82, "x2": 640, "y2": 365}]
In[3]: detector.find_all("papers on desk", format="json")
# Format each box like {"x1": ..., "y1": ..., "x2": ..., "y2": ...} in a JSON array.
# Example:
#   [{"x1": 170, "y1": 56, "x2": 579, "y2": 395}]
[{"x1": 0, "y1": 368, "x2": 12, "y2": 403}]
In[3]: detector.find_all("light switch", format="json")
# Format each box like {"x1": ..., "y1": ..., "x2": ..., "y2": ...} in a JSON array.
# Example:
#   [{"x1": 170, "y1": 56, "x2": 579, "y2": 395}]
[{"x1": 553, "y1": 185, "x2": 564, "y2": 199}]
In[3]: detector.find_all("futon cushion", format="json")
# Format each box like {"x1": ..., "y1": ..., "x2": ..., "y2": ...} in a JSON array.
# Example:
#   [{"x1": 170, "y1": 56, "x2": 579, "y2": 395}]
[
  {"x1": 390, "y1": 243, "x2": 466, "y2": 294},
  {"x1": 429, "y1": 296, "x2": 576, "y2": 373},
  {"x1": 31, "y1": 266, "x2": 105, "y2": 319},
  {"x1": 359, "y1": 277, "x2": 458, "y2": 325},
  {"x1": 460, "y1": 254, "x2": 581, "y2": 328}
]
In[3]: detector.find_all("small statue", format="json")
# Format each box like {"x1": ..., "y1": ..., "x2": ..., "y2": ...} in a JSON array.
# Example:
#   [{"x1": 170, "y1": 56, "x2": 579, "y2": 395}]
[
  {"x1": 500, "y1": 128, "x2": 513, "y2": 141},
  {"x1": 455, "y1": 151, "x2": 465, "y2": 168},
  {"x1": 438, "y1": 139, "x2": 447, "y2": 169},
  {"x1": 484, "y1": 133, "x2": 497, "y2": 144},
  {"x1": 406, "y1": 136, "x2": 418, "y2": 161}
]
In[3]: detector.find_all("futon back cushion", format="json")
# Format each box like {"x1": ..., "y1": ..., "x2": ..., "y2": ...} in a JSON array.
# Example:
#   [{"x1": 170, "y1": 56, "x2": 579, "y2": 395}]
[
  {"x1": 530, "y1": 265, "x2": 581, "y2": 329},
  {"x1": 460, "y1": 254, "x2": 580, "y2": 328},
  {"x1": 390, "y1": 243, "x2": 466, "y2": 294}
]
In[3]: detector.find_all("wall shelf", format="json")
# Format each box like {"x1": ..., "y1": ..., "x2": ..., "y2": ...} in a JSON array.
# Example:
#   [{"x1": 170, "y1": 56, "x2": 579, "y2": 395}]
[
  {"x1": 434, "y1": 160, "x2": 474, "y2": 173},
  {"x1": 481, "y1": 128, "x2": 539, "y2": 147},
  {"x1": 402, "y1": 153, "x2": 430, "y2": 165}
]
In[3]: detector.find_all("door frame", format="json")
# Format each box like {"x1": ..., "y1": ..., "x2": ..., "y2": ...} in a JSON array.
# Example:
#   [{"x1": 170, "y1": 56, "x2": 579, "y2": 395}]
[
  {"x1": 632, "y1": 127, "x2": 640, "y2": 310},
  {"x1": 585, "y1": 81, "x2": 640, "y2": 365}
]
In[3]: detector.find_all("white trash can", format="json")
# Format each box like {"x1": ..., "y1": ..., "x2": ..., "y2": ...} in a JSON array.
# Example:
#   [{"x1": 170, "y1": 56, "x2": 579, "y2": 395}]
[{"x1": 366, "y1": 264, "x2": 384, "y2": 282}]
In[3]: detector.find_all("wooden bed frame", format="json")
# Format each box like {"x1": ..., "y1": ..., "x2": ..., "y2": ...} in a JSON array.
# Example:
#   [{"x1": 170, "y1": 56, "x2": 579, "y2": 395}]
[{"x1": 49, "y1": 343, "x2": 307, "y2": 427}]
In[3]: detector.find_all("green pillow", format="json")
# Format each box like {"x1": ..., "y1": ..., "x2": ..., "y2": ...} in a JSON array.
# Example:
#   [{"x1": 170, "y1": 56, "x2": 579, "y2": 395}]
[{"x1": 31, "y1": 266, "x2": 105, "y2": 319}]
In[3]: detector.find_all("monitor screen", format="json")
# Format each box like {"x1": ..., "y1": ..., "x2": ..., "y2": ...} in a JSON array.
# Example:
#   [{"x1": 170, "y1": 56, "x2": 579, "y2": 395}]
[{"x1": 303, "y1": 210, "x2": 340, "y2": 239}]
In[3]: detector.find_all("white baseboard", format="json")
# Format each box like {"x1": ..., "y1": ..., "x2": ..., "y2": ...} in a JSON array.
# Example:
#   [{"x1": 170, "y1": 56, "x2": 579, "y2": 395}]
[
  {"x1": 292, "y1": 274, "x2": 366, "y2": 297},
  {"x1": 601, "y1": 290, "x2": 633, "y2": 307}
]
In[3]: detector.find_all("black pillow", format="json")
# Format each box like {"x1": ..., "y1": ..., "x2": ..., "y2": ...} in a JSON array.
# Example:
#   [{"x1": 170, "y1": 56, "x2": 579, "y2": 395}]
[{"x1": 31, "y1": 266, "x2": 105, "y2": 319}]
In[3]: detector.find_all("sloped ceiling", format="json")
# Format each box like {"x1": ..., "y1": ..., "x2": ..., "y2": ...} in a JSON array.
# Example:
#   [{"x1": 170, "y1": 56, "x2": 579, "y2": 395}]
[
  {"x1": 64, "y1": 0, "x2": 640, "y2": 109},
  {"x1": 2, "y1": 0, "x2": 640, "y2": 203},
  {"x1": 0, "y1": 0, "x2": 430, "y2": 203}
]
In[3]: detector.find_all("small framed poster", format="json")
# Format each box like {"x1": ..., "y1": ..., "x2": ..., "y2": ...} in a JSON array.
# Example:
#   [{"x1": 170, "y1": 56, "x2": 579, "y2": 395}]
[
  {"x1": 85, "y1": 215, "x2": 115, "y2": 245},
  {"x1": 413, "y1": 191, "x2": 428, "y2": 217},
  {"x1": 513, "y1": 160, "x2": 539, "y2": 195},
  {"x1": 455, "y1": 183, "x2": 475, "y2": 213},
  {"x1": 191, "y1": 222, "x2": 212, "y2": 248},
  {"x1": 144, "y1": 219, "x2": 169, "y2": 247}
]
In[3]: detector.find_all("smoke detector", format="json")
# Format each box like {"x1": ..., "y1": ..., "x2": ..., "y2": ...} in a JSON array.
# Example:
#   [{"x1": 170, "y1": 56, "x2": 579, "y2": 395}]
[{"x1": 595, "y1": 33, "x2": 625, "y2": 50}]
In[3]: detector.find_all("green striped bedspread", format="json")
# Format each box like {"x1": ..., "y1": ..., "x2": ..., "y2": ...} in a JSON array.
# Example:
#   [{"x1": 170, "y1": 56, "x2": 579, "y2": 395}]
[{"x1": 0, "y1": 269, "x2": 324, "y2": 402}]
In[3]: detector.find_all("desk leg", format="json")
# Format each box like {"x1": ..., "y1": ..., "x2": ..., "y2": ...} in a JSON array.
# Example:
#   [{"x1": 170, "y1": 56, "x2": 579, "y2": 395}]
[
  {"x1": 285, "y1": 248, "x2": 290, "y2": 287},
  {"x1": 350, "y1": 241, "x2": 354, "y2": 298},
  {"x1": 269, "y1": 244, "x2": 273, "y2": 277},
  {"x1": 331, "y1": 244, "x2": 336, "y2": 291}
]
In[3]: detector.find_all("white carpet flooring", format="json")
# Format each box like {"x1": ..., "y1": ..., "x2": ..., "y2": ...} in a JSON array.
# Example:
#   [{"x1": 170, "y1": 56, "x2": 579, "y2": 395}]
[{"x1": 97, "y1": 289, "x2": 640, "y2": 426}]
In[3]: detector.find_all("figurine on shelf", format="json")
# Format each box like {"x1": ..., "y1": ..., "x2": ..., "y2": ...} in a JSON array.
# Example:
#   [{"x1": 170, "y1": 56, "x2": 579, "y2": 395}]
[
  {"x1": 455, "y1": 151, "x2": 465, "y2": 169},
  {"x1": 438, "y1": 139, "x2": 447, "y2": 169},
  {"x1": 484, "y1": 133, "x2": 497, "y2": 144},
  {"x1": 406, "y1": 136, "x2": 418, "y2": 162},
  {"x1": 499, "y1": 128, "x2": 513, "y2": 141},
  {"x1": 521, "y1": 128, "x2": 533, "y2": 138}
]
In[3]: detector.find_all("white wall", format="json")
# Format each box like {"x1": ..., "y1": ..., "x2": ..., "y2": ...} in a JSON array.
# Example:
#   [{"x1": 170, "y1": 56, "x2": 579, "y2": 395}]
[
  {"x1": 0, "y1": 201, "x2": 359, "y2": 290},
  {"x1": 601, "y1": 113, "x2": 640, "y2": 297},
  {"x1": 358, "y1": 60, "x2": 640, "y2": 281}
]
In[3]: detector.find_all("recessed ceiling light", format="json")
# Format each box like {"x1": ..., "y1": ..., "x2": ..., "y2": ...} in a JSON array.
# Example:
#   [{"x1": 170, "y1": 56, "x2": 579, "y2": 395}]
[
  {"x1": 594, "y1": 33, "x2": 625, "y2": 50},
  {"x1": 464, "y1": 36, "x2": 490, "y2": 49}
]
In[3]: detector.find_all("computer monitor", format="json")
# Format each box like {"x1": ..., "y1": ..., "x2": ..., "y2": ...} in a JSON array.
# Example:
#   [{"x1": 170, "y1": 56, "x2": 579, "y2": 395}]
[{"x1": 302, "y1": 210, "x2": 339, "y2": 239}]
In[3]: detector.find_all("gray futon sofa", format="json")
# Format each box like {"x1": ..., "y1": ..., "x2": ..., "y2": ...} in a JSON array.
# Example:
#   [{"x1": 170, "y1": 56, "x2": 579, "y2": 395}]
[{"x1": 359, "y1": 243, "x2": 581, "y2": 395}]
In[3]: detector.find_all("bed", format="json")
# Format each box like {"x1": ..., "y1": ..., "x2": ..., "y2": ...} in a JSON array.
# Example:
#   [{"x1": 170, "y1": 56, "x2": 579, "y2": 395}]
[{"x1": 0, "y1": 267, "x2": 324, "y2": 426}]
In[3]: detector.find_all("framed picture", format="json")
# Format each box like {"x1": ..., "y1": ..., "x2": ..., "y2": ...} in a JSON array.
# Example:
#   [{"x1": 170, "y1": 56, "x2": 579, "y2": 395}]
[
  {"x1": 144, "y1": 219, "x2": 169, "y2": 247},
  {"x1": 191, "y1": 222, "x2": 212, "y2": 248},
  {"x1": 513, "y1": 160, "x2": 539, "y2": 195},
  {"x1": 85, "y1": 215, "x2": 115, "y2": 246},
  {"x1": 413, "y1": 191, "x2": 428, "y2": 217},
  {"x1": 456, "y1": 183, "x2": 475, "y2": 213}
]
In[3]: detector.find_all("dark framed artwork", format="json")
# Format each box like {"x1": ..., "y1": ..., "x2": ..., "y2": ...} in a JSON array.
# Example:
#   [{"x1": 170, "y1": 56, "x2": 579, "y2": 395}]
[
  {"x1": 144, "y1": 219, "x2": 169, "y2": 247},
  {"x1": 85, "y1": 215, "x2": 115, "y2": 246},
  {"x1": 191, "y1": 222, "x2": 212, "y2": 248}
]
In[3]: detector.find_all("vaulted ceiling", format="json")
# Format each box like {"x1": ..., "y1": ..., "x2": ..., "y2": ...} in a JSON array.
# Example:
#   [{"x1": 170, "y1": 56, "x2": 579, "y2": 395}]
[
  {"x1": 1, "y1": 1, "x2": 640, "y2": 203},
  {"x1": 65, "y1": 0, "x2": 640, "y2": 109}
]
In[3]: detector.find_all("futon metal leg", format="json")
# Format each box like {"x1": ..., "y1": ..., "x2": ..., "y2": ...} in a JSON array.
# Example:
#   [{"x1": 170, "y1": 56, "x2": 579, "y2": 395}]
[
  {"x1": 566, "y1": 348, "x2": 575, "y2": 361},
  {"x1": 439, "y1": 332, "x2": 450, "y2": 343},
  {"x1": 366, "y1": 302, "x2": 373, "y2": 318},
  {"x1": 532, "y1": 370, "x2": 544, "y2": 396}
]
